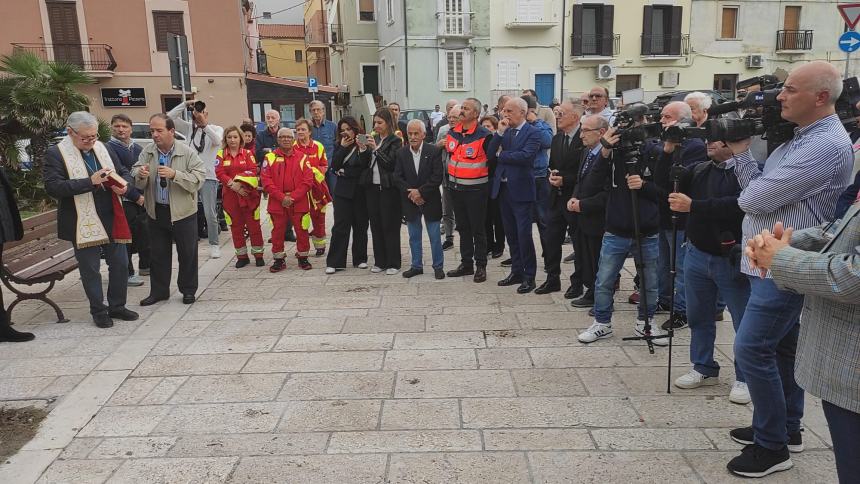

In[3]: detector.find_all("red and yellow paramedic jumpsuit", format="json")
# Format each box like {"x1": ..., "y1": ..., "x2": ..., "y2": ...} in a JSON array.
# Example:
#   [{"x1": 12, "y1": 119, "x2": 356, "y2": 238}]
[
  {"x1": 293, "y1": 139, "x2": 332, "y2": 253},
  {"x1": 261, "y1": 148, "x2": 314, "y2": 260},
  {"x1": 215, "y1": 148, "x2": 263, "y2": 261}
]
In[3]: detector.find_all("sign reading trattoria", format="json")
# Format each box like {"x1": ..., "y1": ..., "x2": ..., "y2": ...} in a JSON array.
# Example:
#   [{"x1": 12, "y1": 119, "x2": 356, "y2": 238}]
[{"x1": 101, "y1": 88, "x2": 147, "y2": 108}]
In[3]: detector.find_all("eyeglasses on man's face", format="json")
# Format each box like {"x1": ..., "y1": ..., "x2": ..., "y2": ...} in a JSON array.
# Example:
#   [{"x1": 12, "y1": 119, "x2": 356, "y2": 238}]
[
  {"x1": 589, "y1": 93, "x2": 605, "y2": 99},
  {"x1": 69, "y1": 127, "x2": 98, "y2": 142}
]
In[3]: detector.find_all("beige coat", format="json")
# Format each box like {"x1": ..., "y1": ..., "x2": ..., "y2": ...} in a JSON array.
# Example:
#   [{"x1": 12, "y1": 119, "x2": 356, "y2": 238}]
[{"x1": 132, "y1": 141, "x2": 205, "y2": 222}]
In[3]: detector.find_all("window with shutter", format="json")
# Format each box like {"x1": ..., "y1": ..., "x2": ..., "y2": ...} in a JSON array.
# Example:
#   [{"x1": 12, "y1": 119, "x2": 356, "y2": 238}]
[
  {"x1": 497, "y1": 60, "x2": 518, "y2": 90},
  {"x1": 516, "y1": 0, "x2": 544, "y2": 23},
  {"x1": 358, "y1": 0, "x2": 375, "y2": 21},
  {"x1": 447, "y1": 51, "x2": 463, "y2": 89},
  {"x1": 445, "y1": 0, "x2": 464, "y2": 35},
  {"x1": 153, "y1": 11, "x2": 185, "y2": 52},
  {"x1": 720, "y1": 6, "x2": 738, "y2": 39}
]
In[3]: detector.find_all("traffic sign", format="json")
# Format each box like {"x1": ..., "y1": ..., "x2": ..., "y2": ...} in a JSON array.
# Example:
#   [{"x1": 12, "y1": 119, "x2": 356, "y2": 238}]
[
  {"x1": 838, "y1": 3, "x2": 860, "y2": 30},
  {"x1": 308, "y1": 77, "x2": 319, "y2": 93},
  {"x1": 839, "y1": 30, "x2": 860, "y2": 53}
]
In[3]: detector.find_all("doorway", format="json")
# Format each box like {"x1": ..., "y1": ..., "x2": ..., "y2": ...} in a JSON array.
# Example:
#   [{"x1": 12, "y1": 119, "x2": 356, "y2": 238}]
[
  {"x1": 534, "y1": 74, "x2": 555, "y2": 106},
  {"x1": 362, "y1": 65, "x2": 379, "y2": 96}
]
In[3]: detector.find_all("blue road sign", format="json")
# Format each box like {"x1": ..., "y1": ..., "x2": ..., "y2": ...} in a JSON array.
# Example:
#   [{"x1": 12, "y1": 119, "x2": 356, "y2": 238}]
[
  {"x1": 839, "y1": 30, "x2": 860, "y2": 53},
  {"x1": 308, "y1": 77, "x2": 318, "y2": 88}
]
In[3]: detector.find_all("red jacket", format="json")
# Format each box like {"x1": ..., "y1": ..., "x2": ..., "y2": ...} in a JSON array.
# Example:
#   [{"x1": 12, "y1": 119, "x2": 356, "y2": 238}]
[
  {"x1": 261, "y1": 148, "x2": 313, "y2": 214},
  {"x1": 293, "y1": 139, "x2": 332, "y2": 207},
  {"x1": 216, "y1": 148, "x2": 260, "y2": 209}
]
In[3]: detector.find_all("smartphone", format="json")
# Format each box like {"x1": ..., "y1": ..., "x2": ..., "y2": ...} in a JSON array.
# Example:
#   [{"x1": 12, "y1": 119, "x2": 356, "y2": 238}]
[{"x1": 357, "y1": 134, "x2": 369, "y2": 144}]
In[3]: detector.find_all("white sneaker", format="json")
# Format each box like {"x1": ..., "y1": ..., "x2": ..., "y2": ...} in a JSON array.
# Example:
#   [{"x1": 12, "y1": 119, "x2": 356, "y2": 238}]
[
  {"x1": 634, "y1": 320, "x2": 669, "y2": 347},
  {"x1": 370, "y1": 265, "x2": 383, "y2": 273},
  {"x1": 674, "y1": 369, "x2": 719, "y2": 389},
  {"x1": 385, "y1": 268, "x2": 400, "y2": 276},
  {"x1": 578, "y1": 321, "x2": 613, "y2": 343},
  {"x1": 127, "y1": 274, "x2": 144, "y2": 287},
  {"x1": 357, "y1": 263, "x2": 369, "y2": 269},
  {"x1": 325, "y1": 267, "x2": 336, "y2": 274},
  {"x1": 209, "y1": 245, "x2": 221, "y2": 259},
  {"x1": 729, "y1": 381, "x2": 751, "y2": 404}
]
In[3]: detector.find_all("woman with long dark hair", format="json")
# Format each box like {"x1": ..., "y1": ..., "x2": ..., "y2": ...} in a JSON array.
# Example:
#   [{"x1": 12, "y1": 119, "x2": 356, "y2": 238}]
[
  {"x1": 359, "y1": 108, "x2": 402, "y2": 274},
  {"x1": 326, "y1": 116, "x2": 370, "y2": 273}
]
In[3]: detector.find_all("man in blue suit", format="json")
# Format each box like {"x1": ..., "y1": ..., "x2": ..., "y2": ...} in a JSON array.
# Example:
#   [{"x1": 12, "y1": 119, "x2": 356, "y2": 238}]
[{"x1": 488, "y1": 97, "x2": 544, "y2": 293}]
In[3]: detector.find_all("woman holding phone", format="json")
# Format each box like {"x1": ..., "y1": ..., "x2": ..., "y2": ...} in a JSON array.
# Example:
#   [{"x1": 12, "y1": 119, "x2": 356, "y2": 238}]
[
  {"x1": 359, "y1": 108, "x2": 403, "y2": 275},
  {"x1": 325, "y1": 116, "x2": 369, "y2": 273}
]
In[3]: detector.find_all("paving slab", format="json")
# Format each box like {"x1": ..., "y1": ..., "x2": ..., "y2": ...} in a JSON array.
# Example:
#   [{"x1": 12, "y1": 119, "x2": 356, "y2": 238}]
[
  {"x1": 277, "y1": 399, "x2": 381, "y2": 431},
  {"x1": 278, "y1": 371, "x2": 395, "y2": 400},
  {"x1": 108, "y1": 456, "x2": 237, "y2": 483},
  {"x1": 229, "y1": 454, "x2": 387, "y2": 483},
  {"x1": 528, "y1": 451, "x2": 700, "y2": 483},
  {"x1": 381, "y1": 399, "x2": 461, "y2": 430},
  {"x1": 166, "y1": 432, "x2": 329, "y2": 457},
  {"x1": 152, "y1": 402, "x2": 289, "y2": 434},
  {"x1": 327, "y1": 429, "x2": 482, "y2": 453},
  {"x1": 388, "y1": 452, "x2": 531, "y2": 484},
  {"x1": 461, "y1": 397, "x2": 642, "y2": 428}
]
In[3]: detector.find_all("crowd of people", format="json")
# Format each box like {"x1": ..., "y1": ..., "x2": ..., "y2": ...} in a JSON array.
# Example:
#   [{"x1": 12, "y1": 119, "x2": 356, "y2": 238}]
[{"x1": 0, "y1": 59, "x2": 857, "y2": 482}]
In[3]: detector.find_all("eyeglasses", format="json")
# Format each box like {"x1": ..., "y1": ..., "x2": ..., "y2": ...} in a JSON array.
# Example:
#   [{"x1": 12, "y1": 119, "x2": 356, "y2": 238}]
[
  {"x1": 580, "y1": 127, "x2": 602, "y2": 133},
  {"x1": 588, "y1": 94, "x2": 605, "y2": 99},
  {"x1": 69, "y1": 127, "x2": 97, "y2": 142}
]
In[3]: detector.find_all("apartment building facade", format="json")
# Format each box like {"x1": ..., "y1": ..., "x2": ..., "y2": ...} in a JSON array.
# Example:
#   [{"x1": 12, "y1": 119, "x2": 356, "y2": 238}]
[
  {"x1": 258, "y1": 23, "x2": 307, "y2": 80},
  {"x1": 2, "y1": 0, "x2": 257, "y2": 126}
]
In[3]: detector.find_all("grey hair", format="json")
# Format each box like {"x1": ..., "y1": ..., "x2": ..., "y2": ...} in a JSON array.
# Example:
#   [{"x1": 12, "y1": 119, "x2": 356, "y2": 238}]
[
  {"x1": 277, "y1": 127, "x2": 294, "y2": 137},
  {"x1": 66, "y1": 111, "x2": 98, "y2": 130},
  {"x1": 584, "y1": 115, "x2": 610, "y2": 130},
  {"x1": 684, "y1": 92, "x2": 712, "y2": 111},
  {"x1": 449, "y1": 104, "x2": 462, "y2": 114},
  {"x1": 562, "y1": 100, "x2": 586, "y2": 116},
  {"x1": 309, "y1": 100, "x2": 325, "y2": 110},
  {"x1": 508, "y1": 97, "x2": 528, "y2": 113},
  {"x1": 266, "y1": 109, "x2": 281, "y2": 118},
  {"x1": 664, "y1": 101, "x2": 693, "y2": 120},
  {"x1": 406, "y1": 118, "x2": 426, "y2": 133}
]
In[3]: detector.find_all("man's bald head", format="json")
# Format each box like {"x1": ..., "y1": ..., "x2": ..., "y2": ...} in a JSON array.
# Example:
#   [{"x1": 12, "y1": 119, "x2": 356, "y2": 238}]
[
  {"x1": 778, "y1": 61, "x2": 842, "y2": 126},
  {"x1": 789, "y1": 61, "x2": 843, "y2": 106},
  {"x1": 660, "y1": 101, "x2": 693, "y2": 128}
]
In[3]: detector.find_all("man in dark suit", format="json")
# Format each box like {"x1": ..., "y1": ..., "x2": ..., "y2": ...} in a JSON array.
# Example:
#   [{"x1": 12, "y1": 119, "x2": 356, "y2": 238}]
[
  {"x1": 567, "y1": 114, "x2": 610, "y2": 308},
  {"x1": 394, "y1": 119, "x2": 445, "y2": 279},
  {"x1": 0, "y1": 165, "x2": 34, "y2": 342},
  {"x1": 488, "y1": 97, "x2": 544, "y2": 294},
  {"x1": 536, "y1": 100, "x2": 585, "y2": 295}
]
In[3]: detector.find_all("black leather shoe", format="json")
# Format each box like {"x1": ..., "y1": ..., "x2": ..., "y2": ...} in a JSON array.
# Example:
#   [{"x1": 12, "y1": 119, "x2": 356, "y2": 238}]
[
  {"x1": 571, "y1": 296, "x2": 595, "y2": 308},
  {"x1": 564, "y1": 286, "x2": 583, "y2": 299},
  {"x1": 447, "y1": 264, "x2": 474, "y2": 278},
  {"x1": 0, "y1": 320, "x2": 35, "y2": 342},
  {"x1": 93, "y1": 313, "x2": 114, "y2": 328},
  {"x1": 235, "y1": 257, "x2": 250, "y2": 268},
  {"x1": 402, "y1": 267, "x2": 423, "y2": 278},
  {"x1": 498, "y1": 273, "x2": 523, "y2": 286},
  {"x1": 109, "y1": 308, "x2": 139, "y2": 321},
  {"x1": 442, "y1": 240, "x2": 454, "y2": 251},
  {"x1": 500, "y1": 258, "x2": 512, "y2": 267},
  {"x1": 434, "y1": 268, "x2": 446, "y2": 280},
  {"x1": 255, "y1": 257, "x2": 266, "y2": 267},
  {"x1": 534, "y1": 279, "x2": 561, "y2": 295},
  {"x1": 139, "y1": 295, "x2": 168, "y2": 306},
  {"x1": 517, "y1": 278, "x2": 536, "y2": 294},
  {"x1": 491, "y1": 250, "x2": 504, "y2": 259},
  {"x1": 182, "y1": 294, "x2": 196, "y2": 304},
  {"x1": 473, "y1": 266, "x2": 487, "y2": 283}
]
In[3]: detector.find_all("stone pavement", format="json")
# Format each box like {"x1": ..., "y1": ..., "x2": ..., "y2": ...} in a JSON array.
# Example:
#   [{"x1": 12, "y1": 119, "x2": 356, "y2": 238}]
[{"x1": 0, "y1": 214, "x2": 839, "y2": 483}]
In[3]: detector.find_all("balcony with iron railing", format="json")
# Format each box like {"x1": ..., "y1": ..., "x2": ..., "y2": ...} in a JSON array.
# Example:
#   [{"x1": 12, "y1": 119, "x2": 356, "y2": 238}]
[
  {"x1": 640, "y1": 33, "x2": 690, "y2": 58},
  {"x1": 776, "y1": 30, "x2": 813, "y2": 51},
  {"x1": 436, "y1": 11, "x2": 474, "y2": 38},
  {"x1": 305, "y1": 23, "x2": 343, "y2": 47},
  {"x1": 571, "y1": 33, "x2": 620, "y2": 59},
  {"x1": 11, "y1": 43, "x2": 117, "y2": 75}
]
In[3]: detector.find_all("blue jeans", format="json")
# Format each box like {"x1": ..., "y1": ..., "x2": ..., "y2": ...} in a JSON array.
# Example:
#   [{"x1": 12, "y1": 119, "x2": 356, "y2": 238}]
[
  {"x1": 658, "y1": 229, "x2": 686, "y2": 311},
  {"x1": 684, "y1": 244, "x2": 749, "y2": 381},
  {"x1": 822, "y1": 400, "x2": 860, "y2": 484},
  {"x1": 734, "y1": 276, "x2": 805, "y2": 450},
  {"x1": 594, "y1": 233, "x2": 658, "y2": 325},
  {"x1": 407, "y1": 218, "x2": 443, "y2": 270}
]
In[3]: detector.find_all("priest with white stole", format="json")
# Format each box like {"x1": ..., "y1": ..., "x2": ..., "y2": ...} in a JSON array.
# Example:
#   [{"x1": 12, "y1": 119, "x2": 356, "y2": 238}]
[{"x1": 43, "y1": 111, "x2": 140, "y2": 329}]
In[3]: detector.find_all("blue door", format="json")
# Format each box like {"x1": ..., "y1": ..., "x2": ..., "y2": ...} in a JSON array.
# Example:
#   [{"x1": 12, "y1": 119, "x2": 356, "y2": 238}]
[{"x1": 534, "y1": 74, "x2": 555, "y2": 105}]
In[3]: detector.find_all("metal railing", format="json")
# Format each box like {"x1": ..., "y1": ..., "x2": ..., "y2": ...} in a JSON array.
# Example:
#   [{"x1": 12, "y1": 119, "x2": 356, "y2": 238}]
[
  {"x1": 776, "y1": 30, "x2": 813, "y2": 51},
  {"x1": 640, "y1": 33, "x2": 690, "y2": 56},
  {"x1": 571, "y1": 33, "x2": 620, "y2": 57},
  {"x1": 305, "y1": 23, "x2": 343, "y2": 45},
  {"x1": 11, "y1": 43, "x2": 117, "y2": 71}
]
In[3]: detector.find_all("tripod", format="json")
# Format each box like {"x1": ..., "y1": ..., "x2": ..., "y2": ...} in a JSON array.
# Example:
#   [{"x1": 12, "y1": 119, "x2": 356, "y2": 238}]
[
  {"x1": 621, "y1": 154, "x2": 670, "y2": 357},
  {"x1": 661, "y1": 149, "x2": 687, "y2": 394}
]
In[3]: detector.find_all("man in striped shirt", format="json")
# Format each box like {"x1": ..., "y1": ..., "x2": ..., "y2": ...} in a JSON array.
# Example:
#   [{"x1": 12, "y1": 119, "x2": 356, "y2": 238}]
[{"x1": 724, "y1": 61, "x2": 854, "y2": 478}]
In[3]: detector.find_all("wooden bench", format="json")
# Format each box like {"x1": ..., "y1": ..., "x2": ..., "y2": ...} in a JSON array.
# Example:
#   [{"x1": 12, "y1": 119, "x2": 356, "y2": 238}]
[{"x1": 1, "y1": 210, "x2": 77, "y2": 323}]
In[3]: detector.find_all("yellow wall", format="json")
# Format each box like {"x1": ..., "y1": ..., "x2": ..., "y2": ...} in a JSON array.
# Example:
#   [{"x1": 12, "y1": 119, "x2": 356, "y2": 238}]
[{"x1": 261, "y1": 39, "x2": 308, "y2": 79}]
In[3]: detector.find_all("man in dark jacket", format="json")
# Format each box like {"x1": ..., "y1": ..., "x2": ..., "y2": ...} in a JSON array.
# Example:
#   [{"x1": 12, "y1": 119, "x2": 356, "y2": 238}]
[
  {"x1": 537, "y1": 100, "x2": 585, "y2": 296},
  {"x1": 105, "y1": 114, "x2": 148, "y2": 287},
  {"x1": 0, "y1": 166, "x2": 34, "y2": 342},
  {"x1": 44, "y1": 112, "x2": 139, "y2": 328},
  {"x1": 577, "y1": 123, "x2": 668, "y2": 345},
  {"x1": 395, "y1": 120, "x2": 445, "y2": 279}
]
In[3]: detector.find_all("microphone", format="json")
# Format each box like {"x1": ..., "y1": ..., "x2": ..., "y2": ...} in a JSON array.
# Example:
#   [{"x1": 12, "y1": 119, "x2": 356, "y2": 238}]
[{"x1": 159, "y1": 159, "x2": 167, "y2": 188}]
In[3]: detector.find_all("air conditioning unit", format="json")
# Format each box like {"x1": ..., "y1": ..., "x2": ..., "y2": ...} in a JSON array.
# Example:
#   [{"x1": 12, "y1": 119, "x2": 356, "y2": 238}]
[
  {"x1": 659, "y1": 70, "x2": 680, "y2": 88},
  {"x1": 747, "y1": 55, "x2": 764, "y2": 69},
  {"x1": 596, "y1": 64, "x2": 616, "y2": 80}
]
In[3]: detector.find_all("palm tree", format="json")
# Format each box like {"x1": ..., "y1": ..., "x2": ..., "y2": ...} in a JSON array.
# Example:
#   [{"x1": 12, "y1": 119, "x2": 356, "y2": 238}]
[{"x1": 0, "y1": 50, "x2": 93, "y2": 174}]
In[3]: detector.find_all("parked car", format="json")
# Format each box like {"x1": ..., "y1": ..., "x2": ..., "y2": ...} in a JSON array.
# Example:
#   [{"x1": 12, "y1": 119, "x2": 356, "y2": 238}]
[{"x1": 399, "y1": 109, "x2": 435, "y2": 141}]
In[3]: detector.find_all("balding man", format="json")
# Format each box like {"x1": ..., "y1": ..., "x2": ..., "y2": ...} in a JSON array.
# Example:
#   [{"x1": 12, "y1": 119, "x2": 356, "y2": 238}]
[
  {"x1": 587, "y1": 86, "x2": 614, "y2": 123},
  {"x1": 495, "y1": 95, "x2": 510, "y2": 119},
  {"x1": 646, "y1": 101, "x2": 707, "y2": 331},
  {"x1": 722, "y1": 61, "x2": 854, "y2": 478}
]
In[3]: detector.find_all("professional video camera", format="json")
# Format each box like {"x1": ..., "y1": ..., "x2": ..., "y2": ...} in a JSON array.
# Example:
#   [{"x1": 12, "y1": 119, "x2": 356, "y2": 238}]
[{"x1": 611, "y1": 103, "x2": 662, "y2": 150}]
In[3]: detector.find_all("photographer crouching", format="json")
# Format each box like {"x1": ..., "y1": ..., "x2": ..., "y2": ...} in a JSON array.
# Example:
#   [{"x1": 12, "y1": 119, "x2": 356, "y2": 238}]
[{"x1": 723, "y1": 61, "x2": 854, "y2": 478}]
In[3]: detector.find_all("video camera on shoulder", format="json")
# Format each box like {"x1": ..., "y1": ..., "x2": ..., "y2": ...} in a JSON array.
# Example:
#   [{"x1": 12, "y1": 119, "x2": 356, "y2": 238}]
[{"x1": 612, "y1": 103, "x2": 662, "y2": 149}]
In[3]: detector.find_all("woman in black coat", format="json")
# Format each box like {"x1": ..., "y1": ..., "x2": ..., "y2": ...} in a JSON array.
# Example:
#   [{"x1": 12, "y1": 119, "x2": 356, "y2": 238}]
[
  {"x1": 326, "y1": 117, "x2": 370, "y2": 273},
  {"x1": 0, "y1": 166, "x2": 34, "y2": 342},
  {"x1": 359, "y1": 108, "x2": 403, "y2": 274}
]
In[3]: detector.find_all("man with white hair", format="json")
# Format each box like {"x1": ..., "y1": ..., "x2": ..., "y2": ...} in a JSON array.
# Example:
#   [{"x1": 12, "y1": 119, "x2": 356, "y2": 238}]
[
  {"x1": 436, "y1": 104, "x2": 461, "y2": 250},
  {"x1": 309, "y1": 100, "x2": 338, "y2": 190},
  {"x1": 434, "y1": 99, "x2": 459, "y2": 139},
  {"x1": 684, "y1": 91, "x2": 712, "y2": 127},
  {"x1": 43, "y1": 111, "x2": 139, "y2": 328},
  {"x1": 722, "y1": 60, "x2": 854, "y2": 478}
]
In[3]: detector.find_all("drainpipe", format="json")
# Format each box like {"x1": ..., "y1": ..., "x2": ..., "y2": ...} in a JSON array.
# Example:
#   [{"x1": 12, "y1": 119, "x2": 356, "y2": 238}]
[{"x1": 403, "y1": 0, "x2": 409, "y2": 101}]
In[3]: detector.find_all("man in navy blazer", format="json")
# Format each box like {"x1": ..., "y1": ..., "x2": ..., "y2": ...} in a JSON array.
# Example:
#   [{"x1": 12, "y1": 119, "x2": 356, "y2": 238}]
[{"x1": 488, "y1": 97, "x2": 544, "y2": 293}]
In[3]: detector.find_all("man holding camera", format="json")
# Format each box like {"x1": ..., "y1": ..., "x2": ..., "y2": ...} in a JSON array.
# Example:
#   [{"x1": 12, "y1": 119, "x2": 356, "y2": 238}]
[
  {"x1": 723, "y1": 60, "x2": 854, "y2": 478},
  {"x1": 168, "y1": 100, "x2": 224, "y2": 259}
]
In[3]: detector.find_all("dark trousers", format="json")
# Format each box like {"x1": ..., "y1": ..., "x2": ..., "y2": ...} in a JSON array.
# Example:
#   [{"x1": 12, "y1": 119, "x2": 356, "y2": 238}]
[
  {"x1": 366, "y1": 185, "x2": 401, "y2": 269},
  {"x1": 543, "y1": 198, "x2": 579, "y2": 286},
  {"x1": 485, "y1": 193, "x2": 505, "y2": 253},
  {"x1": 0, "y1": 245, "x2": 5, "y2": 323},
  {"x1": 574, "y1": 228, "x2": 602, "y2": 298},
  {"x1": 327, "y1": 190, "x2": 369, "y2": 268},
  {"x1": 533, "y1": 177, "x2": 550, "y2": 256},
  {"x1": 74, "y1": 242, "x2": 128, "y2": 316},
  {"x1": 822, "y1": 400, "x2": 860, "y2": 484},
  {"x1": 123, "y1": 201, "x2": 150, "y2": 275},
  {"x1": 498, "y1": 183, "x2": 536, "y2": 279},
  {"x1": 451, "y1": 185, "x2": 489, "y2": 267},
  {"x1": 148, "y1": 205, "x2": 198, "y2": 298}
]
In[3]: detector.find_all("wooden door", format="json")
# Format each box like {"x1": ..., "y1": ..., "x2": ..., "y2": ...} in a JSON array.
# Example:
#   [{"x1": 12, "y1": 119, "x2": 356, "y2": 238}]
[
  {"x1": 784, "y1": 6, "x2": 801, "y2": 49},
  {"x1": 47, "y1": 1, "x2": 83, "y2": 67}
]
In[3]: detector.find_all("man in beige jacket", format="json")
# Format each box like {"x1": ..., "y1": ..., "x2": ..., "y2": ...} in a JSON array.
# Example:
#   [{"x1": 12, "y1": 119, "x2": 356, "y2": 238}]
[{"x1": 132, "y1": 114, "x2": 206, "y2": 305}]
